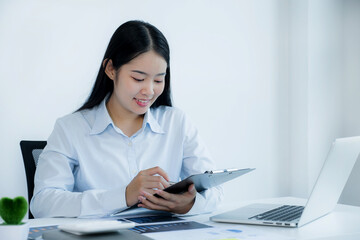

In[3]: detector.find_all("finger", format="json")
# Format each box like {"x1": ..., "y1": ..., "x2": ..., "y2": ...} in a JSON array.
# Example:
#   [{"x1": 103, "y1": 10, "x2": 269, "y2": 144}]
[
  {"x1": 138, "y1": 196, "x2": 170, "y2": 211},
  {"x1": 186, "y1": 184, "x2": 197, "y2": 196},
  {"x1": 185, "y1": 184, "x2": 196, "y2": 197},
  {"x1": 153, "y1": 184, "x2": 196, "y2": 203},
  {"x1": 143, "y1": 180, "x2": 166, "y2": 190},
  {"x1": 145, "y1": 175, "x2": 170, "y2": 189},
  {"x1": 163, "y1": 180, "x2": 171, "y2": 188},
  {"x1": 142, "y1": 190, "x2": 184, "y2": 212},
  {"x1": 155, "y1": 184, "x2": 196, "y2": 199},
  {"x1": 141, "y1": 191, "x2": 171, "y2": 206},
  {"x1": 154, "y1": 189, "x2": 174, "y2": 201},
  {"x1": 140, "y1": 188, "x2": 156, "y2": 195},
  {"x1": 142, "y1": 166, "x2": 169, "y2": 181}
]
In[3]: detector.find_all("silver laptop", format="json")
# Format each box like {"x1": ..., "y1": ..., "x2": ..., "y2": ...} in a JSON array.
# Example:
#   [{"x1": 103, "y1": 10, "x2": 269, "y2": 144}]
[{"x1": 211, "y1": 136, "x2": 360, "y2": 228}]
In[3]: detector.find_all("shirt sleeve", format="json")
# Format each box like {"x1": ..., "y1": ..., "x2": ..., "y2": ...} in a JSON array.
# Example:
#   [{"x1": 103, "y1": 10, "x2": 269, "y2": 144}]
[
  {"x1": 30, "y1": 118, "x2": 128, "y2": 218},
  {"x1": 179, "y1": 112, "x2": 224, "y2": 215}
]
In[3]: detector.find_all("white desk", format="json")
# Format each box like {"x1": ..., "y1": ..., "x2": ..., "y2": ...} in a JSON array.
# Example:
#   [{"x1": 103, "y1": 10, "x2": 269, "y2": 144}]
[{"x1": 28, "y1": 197, "x2": 360, "y2": 240}]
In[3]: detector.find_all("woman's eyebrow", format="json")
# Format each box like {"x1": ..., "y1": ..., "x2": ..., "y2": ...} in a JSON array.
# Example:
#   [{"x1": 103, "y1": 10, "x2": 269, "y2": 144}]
[{"x1": 131, "y1": 70, "x2": 166, "y2": 76}]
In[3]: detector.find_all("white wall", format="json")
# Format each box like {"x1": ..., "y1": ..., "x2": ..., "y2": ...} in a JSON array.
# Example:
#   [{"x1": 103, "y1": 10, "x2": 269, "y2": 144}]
[
  {"x1": 289, "y1": 0, "x2": 360, "y2": 206},
  {"x1": 0, "y1": 0, "x2": 359, "y2": 216},
  {"x1": 289, "y1": 0, "x2": 309, "y2": 198},
  {"x1": 307, "y1": 0, "x2": 344, "y2": 195},
  {"x1": 339, "y1": 0, "x2": 360, "y2": 206}
]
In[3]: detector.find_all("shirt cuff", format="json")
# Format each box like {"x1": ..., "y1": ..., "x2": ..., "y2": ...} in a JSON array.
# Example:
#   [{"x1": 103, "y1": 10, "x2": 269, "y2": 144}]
[
  {"x1": 179, "y1": 186, "x2": 223, "y2": 216},
  {"x1": 182, "y1": 192, "x2": 208, "y2": 216},
  {"x1": 101, "y1": 185, "x2": 128, "y2": 213},
  {"x1": 79, "y1": 185, "x2": 128, "y2": 217}
]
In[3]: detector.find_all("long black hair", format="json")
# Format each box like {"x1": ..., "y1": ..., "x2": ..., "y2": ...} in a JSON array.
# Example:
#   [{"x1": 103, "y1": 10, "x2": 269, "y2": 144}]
[{"x1": 77, "y1": 20, "x2": 172, "y2": 111}]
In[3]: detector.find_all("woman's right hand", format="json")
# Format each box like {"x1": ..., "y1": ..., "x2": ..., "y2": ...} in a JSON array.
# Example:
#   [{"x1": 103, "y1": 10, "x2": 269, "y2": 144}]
[{"x1": 125, "y1": 166, "x2": 171, "y2": 207}]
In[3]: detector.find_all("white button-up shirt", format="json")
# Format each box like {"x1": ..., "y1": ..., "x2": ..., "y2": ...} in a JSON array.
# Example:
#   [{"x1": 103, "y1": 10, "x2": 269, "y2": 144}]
[{"x1": 31, "y1": 98, "x2": 223, "y2": 218}]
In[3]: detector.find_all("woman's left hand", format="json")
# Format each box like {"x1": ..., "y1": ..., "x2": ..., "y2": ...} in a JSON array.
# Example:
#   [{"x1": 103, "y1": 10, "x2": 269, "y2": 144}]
[{"x1": 137, "y1": 184, "x2": 196, "y2": 214}]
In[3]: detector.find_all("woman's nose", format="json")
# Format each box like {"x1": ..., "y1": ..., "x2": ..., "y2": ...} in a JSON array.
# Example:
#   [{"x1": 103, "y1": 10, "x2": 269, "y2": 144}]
[{"x1": 141, "y1": 81, "x2": 154, "y2": 96}]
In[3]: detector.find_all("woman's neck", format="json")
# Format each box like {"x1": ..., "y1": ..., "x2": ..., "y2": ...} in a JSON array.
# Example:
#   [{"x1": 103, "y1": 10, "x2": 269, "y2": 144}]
[{"x1": 106, "y1": 96, "x2": 144, "y2": 137}]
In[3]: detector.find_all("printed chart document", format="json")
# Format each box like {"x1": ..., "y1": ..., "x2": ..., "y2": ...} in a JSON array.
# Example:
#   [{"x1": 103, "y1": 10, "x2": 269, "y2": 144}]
[{"x1": 142, "y1": 225, "x2": 295, "y2": 240}]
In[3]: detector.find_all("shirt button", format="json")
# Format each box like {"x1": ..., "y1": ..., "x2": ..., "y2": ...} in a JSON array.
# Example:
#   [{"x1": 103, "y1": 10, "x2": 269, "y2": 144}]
[{"x1": 128, "y1": 141, "x2": 132, "y2": 147}]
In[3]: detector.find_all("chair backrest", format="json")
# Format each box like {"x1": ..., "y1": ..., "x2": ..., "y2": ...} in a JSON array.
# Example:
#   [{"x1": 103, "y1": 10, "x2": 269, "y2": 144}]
[{"x1": 20, "y1": 140, "x2": 47, "y2": 219}]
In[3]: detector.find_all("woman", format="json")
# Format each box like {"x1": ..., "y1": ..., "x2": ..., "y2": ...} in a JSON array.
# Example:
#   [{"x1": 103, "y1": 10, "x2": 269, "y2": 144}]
[{"x1": 30, "y1": 20, "x2": 223, "y2": 218}]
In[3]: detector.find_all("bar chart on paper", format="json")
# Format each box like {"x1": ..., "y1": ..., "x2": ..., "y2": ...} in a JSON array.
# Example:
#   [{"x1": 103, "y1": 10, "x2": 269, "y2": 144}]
[{"x1": 28, "y1": 225, "x2": 58, "y2": 240}]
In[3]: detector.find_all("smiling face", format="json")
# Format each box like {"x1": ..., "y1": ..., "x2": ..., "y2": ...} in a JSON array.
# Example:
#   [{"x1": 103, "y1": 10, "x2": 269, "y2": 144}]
[{"x1": 105, "y1": 50, "x2": 167, "y2": 120}]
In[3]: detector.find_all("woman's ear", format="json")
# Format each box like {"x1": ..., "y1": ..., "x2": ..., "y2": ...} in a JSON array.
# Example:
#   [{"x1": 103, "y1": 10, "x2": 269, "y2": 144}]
[{"x1": 103, "y1": 59, "x2": 116, "y2": 80}]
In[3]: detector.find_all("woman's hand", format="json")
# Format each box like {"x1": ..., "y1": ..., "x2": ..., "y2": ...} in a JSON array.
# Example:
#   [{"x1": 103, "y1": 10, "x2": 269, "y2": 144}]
[
  {"x1": 126, "y1": 166, "x2": 171, "y2": 207},
  {"x1": 137, "y1": 184, "x2": 196, "y2": 214}
]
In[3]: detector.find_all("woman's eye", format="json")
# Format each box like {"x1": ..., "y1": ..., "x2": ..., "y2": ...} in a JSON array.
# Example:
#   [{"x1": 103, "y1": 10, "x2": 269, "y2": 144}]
[
  {"x1": 155, "y1": 80, "x2": 164, "y2": 83},
  {"x1": 132, "y1": 77, "x2": 144, "y2": 82}
]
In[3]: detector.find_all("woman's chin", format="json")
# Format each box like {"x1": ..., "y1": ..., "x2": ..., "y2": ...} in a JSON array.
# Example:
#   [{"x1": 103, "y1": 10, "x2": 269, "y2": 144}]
[{"x1": 133, "y1": 107, "x2": 149, "y2": 116}]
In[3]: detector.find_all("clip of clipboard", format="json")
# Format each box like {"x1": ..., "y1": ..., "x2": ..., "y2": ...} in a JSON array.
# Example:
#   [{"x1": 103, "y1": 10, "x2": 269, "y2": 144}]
[{"x1": 159, "y1": 168, "x2": 255, "y2": 195}]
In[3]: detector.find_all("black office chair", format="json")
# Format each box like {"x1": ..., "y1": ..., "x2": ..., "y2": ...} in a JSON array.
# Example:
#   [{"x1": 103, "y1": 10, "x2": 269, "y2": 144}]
[{"x1": 20, "y1": 140, "x2": 47, "y2": 219}]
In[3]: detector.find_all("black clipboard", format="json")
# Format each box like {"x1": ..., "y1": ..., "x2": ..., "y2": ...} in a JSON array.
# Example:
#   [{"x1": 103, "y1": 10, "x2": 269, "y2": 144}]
[{"x1": 160, "y1": 168, "x2": 255, "y2": 195}]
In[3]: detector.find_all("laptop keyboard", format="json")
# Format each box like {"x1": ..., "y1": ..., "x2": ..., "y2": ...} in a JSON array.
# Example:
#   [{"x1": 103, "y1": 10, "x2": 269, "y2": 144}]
[{"x1": 249, "y1": 205, "x2": 304, "y2": 222}]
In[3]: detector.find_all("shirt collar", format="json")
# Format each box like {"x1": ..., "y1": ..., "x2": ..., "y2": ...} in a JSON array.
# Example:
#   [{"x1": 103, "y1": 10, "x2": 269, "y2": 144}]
[
  {"x1": 90, "y1": 97, "x2": 165, "y2": 135},
  {"x1": 144, "y1": 108, "x2": 165, "y2": 134},
  {"x1": 89, "y1": 97, "x2": 114, "y2": 135}
]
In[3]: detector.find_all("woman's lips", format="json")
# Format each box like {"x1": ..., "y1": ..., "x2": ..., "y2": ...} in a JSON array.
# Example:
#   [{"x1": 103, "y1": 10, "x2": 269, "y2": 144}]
[{"x1": 135, "y1": 98, "x2": 151, "y2": 107}]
